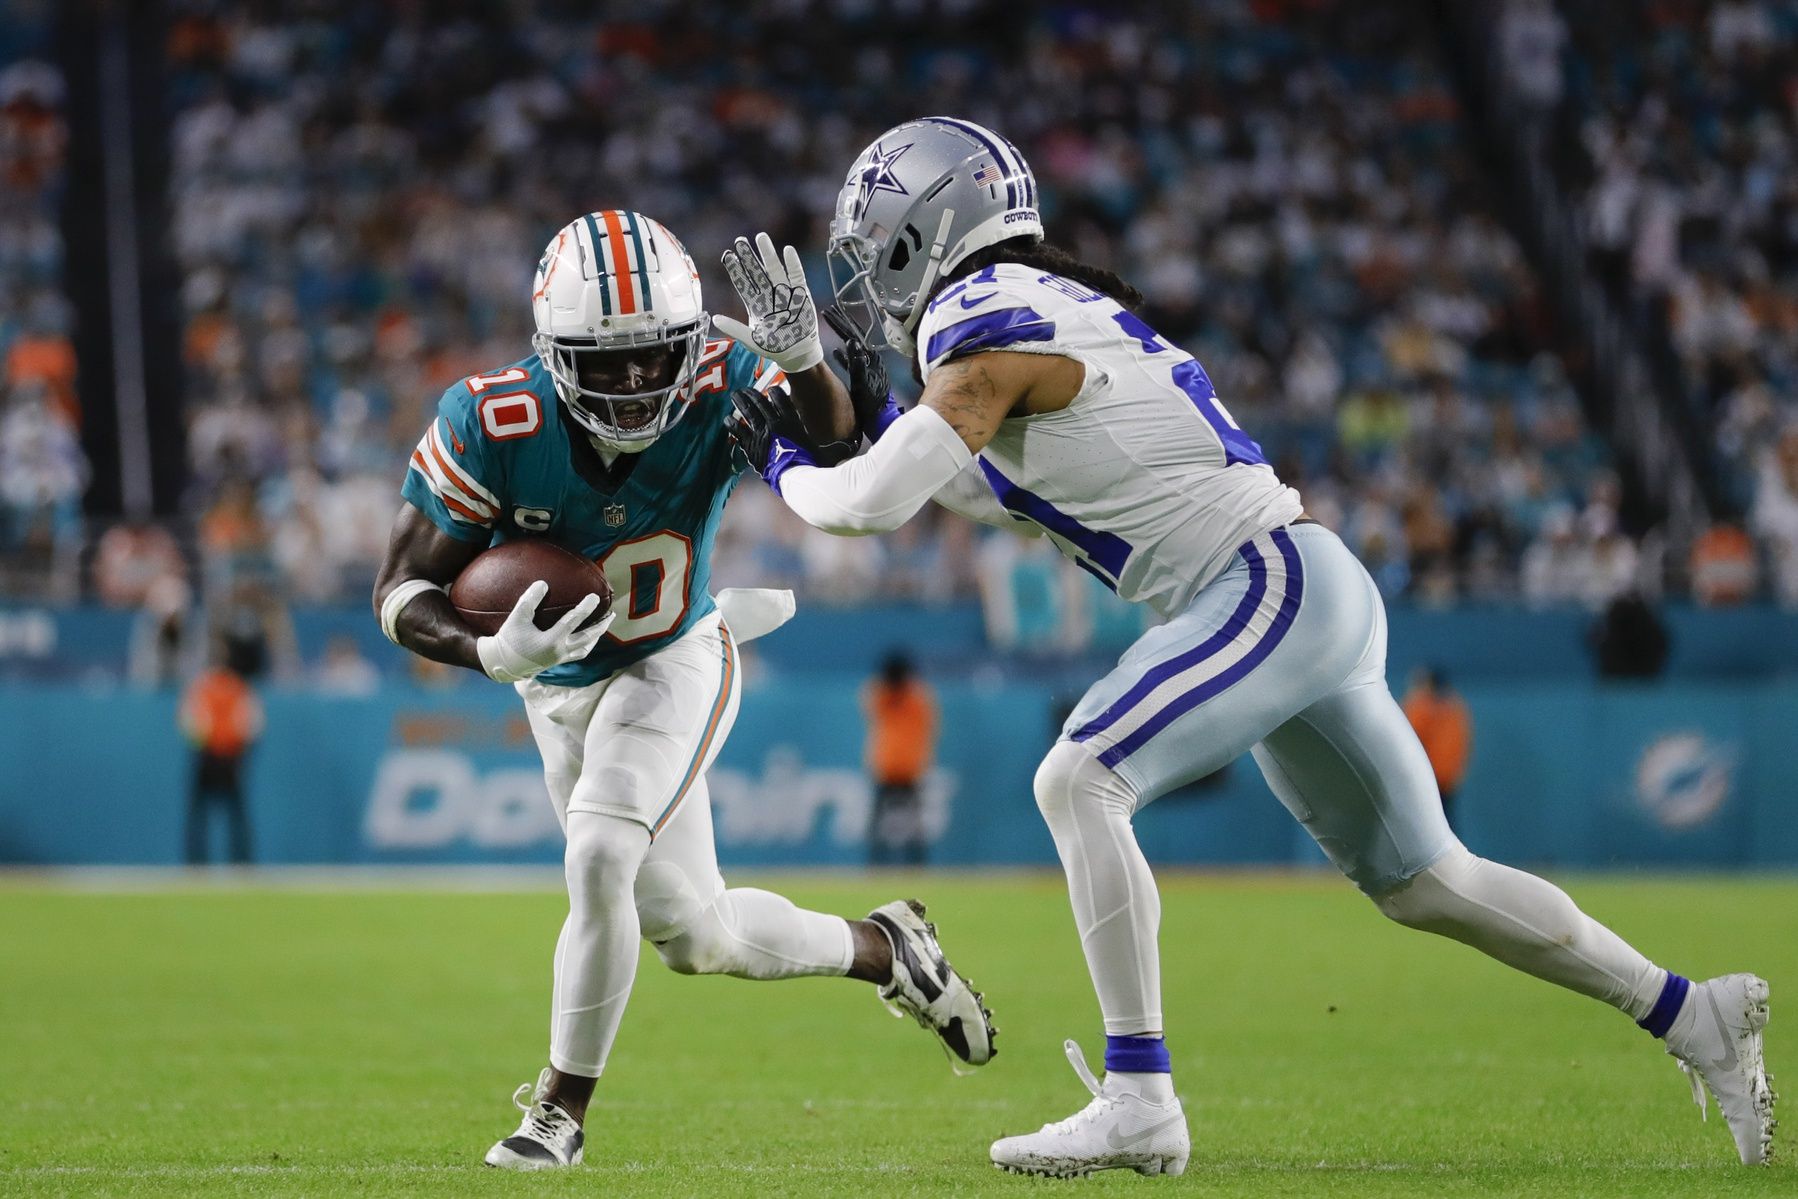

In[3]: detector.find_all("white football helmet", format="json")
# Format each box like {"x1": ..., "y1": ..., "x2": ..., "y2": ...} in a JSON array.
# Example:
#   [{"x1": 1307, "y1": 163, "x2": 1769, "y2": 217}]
[{"x1": 531, "y1": 211, "x2": 708, "y2": 452}]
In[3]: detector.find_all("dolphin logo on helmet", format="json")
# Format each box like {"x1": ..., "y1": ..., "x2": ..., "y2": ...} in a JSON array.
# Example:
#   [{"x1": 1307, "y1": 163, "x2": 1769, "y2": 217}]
[
  {"x1": 531, "y1": 210, "x2": 709, "y2": 452},
  {"x1": 828, "y1": 117, "x2": 1043, "y2": 357}
]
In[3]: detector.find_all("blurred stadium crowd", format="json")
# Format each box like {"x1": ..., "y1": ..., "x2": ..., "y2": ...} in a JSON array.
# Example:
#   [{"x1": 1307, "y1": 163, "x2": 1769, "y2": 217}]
[{"x1": 3, "y1": 0, "x2": 1797, "y2": 668}]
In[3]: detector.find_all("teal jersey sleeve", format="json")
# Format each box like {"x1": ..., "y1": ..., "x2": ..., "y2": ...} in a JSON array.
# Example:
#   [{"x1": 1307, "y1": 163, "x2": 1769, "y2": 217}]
[
  {"x1": 688, "y1": 337, "x2": 791, "y2": 475},
  {"x1": 400, "y1": 382, "x2": 509, "y2": 543}
]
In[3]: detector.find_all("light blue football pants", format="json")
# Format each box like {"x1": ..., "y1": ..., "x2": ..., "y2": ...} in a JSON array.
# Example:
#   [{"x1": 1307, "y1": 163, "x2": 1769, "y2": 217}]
[
  {"x1": 1038, "y1": 523, "x2": 1669, "y2": 1038},
  {"x1": 1064, "y1": 522, "x2": 1450, "y2": 894}
]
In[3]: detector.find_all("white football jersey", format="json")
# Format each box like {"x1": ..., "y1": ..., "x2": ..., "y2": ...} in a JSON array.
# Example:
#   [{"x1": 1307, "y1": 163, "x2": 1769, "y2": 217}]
[{"x1": 918, "y1": 263, "x2": 1303, "y2": 619}]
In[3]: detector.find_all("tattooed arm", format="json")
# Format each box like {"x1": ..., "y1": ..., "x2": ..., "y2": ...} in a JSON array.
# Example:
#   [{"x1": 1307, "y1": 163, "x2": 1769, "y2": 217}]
[
  {"x1": 769, "y1": 351, "x2": 1084, "y2": 536},
  {"x1": 919, "y1": 351, "x2": 1084, "y2": 454}
]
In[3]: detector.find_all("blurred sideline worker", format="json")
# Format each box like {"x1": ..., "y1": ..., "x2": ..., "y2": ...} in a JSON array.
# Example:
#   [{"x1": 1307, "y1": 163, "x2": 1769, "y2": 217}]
[
  {"x1": 371, "y1": 212, "x2": 994, "y2": 1171},
  {"x1": 731, "y1": 118, "x2": 1774, "y2": 1174},
  {"x1": 863, "y1": 650, "x2": 937, "y2": 865},
  {"x1": 179, "y1": 642, "x2": 262, "y2": 864},
  {"x1": 1591, "y1": 590, "x2": 1671, "y2": 678},
  {"x1": 1400, "y1": 667, "x2": 1471, "y2": 830}
]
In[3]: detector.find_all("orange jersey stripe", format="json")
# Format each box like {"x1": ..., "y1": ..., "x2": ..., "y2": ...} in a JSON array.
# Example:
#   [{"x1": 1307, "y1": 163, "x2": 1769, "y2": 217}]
[
  {"x1": 436, "y1": 487, "x2": 489, "y2": 524},
  {"x1": 431, "y1": 421, "x2": 497, "y2": 507},
  {"x1": 427, "y1": 435, "x2": 492, "y2": 520}
]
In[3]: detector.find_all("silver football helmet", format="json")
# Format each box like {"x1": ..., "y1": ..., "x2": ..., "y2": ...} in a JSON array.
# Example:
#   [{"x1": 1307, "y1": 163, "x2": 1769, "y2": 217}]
[{"x1": 828, "y1": 117, "x2": 1042, "y2": 358}]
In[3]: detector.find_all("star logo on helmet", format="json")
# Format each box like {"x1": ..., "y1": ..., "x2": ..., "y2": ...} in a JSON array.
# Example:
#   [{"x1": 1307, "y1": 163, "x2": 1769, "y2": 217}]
[{"x1": 854, "y1": 141, "x2": 912, "y2": 220}]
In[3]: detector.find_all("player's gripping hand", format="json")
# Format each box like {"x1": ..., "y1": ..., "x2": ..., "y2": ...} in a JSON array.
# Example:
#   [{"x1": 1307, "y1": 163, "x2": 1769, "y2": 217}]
[
  {"x1": 715, "y1": 233, "x2": 823, "y2": 372},
  {"x1": 729, "y1": 387, "x2": 815, "y2": 494},
  {"x1": 822, "y1": 304, "x2": 903, "y2": 442},
  {"x1": 475, "y1": 580, "x2": 614, "y2": 684}
]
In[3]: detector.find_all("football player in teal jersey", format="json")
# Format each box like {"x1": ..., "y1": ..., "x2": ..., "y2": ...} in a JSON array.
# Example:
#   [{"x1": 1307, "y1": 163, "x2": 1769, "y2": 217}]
[{"x1": 373, "y1": 212, "x2": 995, "y2": 1170}]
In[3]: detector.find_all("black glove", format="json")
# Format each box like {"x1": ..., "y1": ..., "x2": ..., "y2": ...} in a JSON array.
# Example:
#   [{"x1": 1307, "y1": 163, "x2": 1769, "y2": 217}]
[
  {"x1": 729, "y1": 387, "x2": 822, "y2": 495},
  {"x1": 822, "y1": 304, "x2": 897, "y2": 440},
  {"x1": 728, "y1": 386, "x2": 787, "y2": 475}
]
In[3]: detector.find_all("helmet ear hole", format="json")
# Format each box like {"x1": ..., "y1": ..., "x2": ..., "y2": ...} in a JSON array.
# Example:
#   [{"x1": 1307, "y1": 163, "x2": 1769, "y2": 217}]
[{"x1": 888, "y1": 223, "x2": 926, "y2": 271}]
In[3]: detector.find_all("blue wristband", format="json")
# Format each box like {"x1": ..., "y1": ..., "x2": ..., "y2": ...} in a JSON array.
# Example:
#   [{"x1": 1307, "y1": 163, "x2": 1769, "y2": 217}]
[
  {"x1": 762, "y1": 436, "x2": 816, "y2": 496},
  {"x1": 869, "y1": 394, "x2": 904, "y2": 443}
]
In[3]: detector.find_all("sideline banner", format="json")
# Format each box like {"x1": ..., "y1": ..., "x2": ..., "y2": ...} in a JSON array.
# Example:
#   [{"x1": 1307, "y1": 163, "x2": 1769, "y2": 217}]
[{"x1": 0, "y1": 680, "x2": 1793, "y2": 868}]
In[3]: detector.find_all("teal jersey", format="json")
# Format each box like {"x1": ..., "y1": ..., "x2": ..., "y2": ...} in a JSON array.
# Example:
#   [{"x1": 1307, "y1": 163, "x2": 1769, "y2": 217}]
[{"x1": 400, "y1": 339, "x2": 788, "y2": 685}]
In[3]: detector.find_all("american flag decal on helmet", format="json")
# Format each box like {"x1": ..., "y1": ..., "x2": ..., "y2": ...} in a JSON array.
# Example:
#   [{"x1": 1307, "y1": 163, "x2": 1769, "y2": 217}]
[{"x1": 972, "y1": 160, "x2": 1002, "y2": 187}]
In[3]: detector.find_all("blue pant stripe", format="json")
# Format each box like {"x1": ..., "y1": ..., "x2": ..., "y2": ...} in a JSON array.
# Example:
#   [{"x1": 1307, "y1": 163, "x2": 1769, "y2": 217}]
[
  {"x1": 1095, "y1": 530, "x2": 1305, "y2": 768},
  {"x1": 1070, "y1": 541, "x2": 1268, "y2": 744}
]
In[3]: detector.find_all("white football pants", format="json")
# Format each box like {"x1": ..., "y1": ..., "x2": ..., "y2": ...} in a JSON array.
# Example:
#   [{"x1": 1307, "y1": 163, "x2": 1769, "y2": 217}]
[{"x1": 518, "y1": 611, "x2": 854, "y2": 1077}]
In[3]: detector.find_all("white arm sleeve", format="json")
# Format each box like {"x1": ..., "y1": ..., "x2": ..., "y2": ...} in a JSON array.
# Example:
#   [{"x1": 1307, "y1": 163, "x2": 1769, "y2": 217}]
[
  {"x1": 931, "y1": 459, "x2": 1042, "y2": 534},
  {"x1": 776, "y1": 405, "x2": 972, "y2": 536}
]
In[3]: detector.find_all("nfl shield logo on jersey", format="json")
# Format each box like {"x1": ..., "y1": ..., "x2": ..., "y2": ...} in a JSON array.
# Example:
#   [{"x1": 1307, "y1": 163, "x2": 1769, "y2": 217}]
[{"x1": 604, "y1": 502, "x2": 627, "y2": 528}]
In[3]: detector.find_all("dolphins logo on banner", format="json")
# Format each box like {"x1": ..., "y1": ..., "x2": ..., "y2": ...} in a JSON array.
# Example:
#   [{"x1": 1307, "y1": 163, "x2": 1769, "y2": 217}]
[{"x1": 1634, "y1": 731, "x2": 1735, "y2": 830}]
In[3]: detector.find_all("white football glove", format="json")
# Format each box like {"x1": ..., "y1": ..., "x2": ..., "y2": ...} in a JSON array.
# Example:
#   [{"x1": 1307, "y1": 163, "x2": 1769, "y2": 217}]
[
  {"x1": 475, "y1": 580, "x2": 614, "y2": 684},
  {"x1": 714, "y1": 233, "x2": 824, "y2": 372}
]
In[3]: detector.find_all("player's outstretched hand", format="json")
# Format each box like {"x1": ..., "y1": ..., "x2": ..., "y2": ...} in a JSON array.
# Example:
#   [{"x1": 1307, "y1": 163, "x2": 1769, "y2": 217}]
[
  {"x1": 475, "y1": 580, "x2": 614, "y2": 684},
  {"x1": 715, "y1": 233, "x2": 824, "y2": 373},
  {"x1": 728, "y1": 387, "x2": 784, "y2": 473},
  {"x1": 729, "y1": 387, "x2": 815, "y2": 494},
  {"x1": 822, "y1": 304, "x2": 899, "y2": 440}
]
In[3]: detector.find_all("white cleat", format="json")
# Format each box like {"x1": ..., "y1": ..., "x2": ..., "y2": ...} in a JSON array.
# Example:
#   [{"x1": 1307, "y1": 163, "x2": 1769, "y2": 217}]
[
  {"x1": 1663, "y1": 973, "x2": 1776, "y2": 1164},
  {"x1": 867, "y1": 899, "x2": 996, "y2": 1071},
  {"x1": 990, "y1": 1041, "x2": 1189, "y2": 1178},
  {"x1": 483, "y1": 1067, "x2": 584, "y2": 1170}
]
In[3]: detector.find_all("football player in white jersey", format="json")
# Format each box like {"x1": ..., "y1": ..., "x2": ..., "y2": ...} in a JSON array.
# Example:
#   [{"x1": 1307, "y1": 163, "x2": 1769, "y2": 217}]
[
  {"x1": 727, "y1": 118, "x2": 1774, "y2": 1175},
  {"x1": 373, "y1": 212, "x2": 996, "y2": 1170}
]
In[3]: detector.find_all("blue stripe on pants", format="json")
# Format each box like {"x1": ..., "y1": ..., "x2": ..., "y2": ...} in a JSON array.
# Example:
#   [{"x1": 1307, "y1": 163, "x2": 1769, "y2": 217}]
[
  {"x1": 1076, "y1": 530, "x2": 1305, "y2": 768},
  {"x1": 1070, "y1": 547, "x2": 1268, "y2": 744}
]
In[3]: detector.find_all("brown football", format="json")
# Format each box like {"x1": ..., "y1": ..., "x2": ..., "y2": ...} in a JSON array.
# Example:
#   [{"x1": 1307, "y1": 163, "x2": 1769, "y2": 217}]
[{"x1": 449, "y1": 539, "x2": 612, "y2": 636}]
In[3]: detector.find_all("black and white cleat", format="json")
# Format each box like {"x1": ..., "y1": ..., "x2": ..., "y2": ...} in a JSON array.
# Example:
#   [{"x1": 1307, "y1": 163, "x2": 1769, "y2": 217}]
[
  {"x1": 868, "y1": 899, "x2": 997, "y2": 1072},
  {"x1": 483, "y1": 1068, "x2": 584, "y2": 1170}
]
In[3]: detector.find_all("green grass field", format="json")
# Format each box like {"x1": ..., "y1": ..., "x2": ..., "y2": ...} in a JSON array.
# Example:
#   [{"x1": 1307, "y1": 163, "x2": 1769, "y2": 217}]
[{"x1": 1, "y1": 870, "x2": 1791, "y2": 1197}]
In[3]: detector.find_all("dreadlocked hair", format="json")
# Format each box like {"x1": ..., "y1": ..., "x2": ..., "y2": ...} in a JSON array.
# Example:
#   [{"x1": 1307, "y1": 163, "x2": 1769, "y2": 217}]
[{"x1": 925, "y1": 238, "x2": 1145, "y2": 313}]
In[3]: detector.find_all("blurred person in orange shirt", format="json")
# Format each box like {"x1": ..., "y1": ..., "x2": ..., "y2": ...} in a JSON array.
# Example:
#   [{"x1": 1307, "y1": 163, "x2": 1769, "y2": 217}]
[
  {"x1": 863, "y1": 651, "x2": 937, "y2": 866},
  {"x1": 5, "y1": 330, "x2": 78, "y2": 425},
  {"x1": 1690, "y1": 522, "x2": 1759, "y2": 607},
  {"x1": 1402, "y1": 666, "x2": 1471, "y2": 831},
  {"x1": 179, "y1": 640, "x2": 264, "y2": 864}
]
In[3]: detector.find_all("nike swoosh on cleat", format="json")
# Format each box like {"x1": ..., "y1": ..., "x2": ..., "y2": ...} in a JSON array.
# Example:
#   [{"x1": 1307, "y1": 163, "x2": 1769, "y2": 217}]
[
  {"x1": 1104, "y1": 1112, "x2": 1185, "y2": 1150},
  {"x1": 1706, "y1": 991, "x2": 1741, "y2": 1074}
]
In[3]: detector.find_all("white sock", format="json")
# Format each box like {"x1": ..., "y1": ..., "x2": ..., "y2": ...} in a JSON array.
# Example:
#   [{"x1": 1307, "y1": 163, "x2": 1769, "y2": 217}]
[
  {"x1": 1034, "y1": 741, "x2": 1164, "y2": 1035},
  {"x1": 1375, "y1": 844, "x2": 1668, "y2": 1019},
  {"x1": 655, "y1": 887, "x2": 855, "y2": 980},
  {"x1": 549, "y1": 810, "x2": 652, "y2": 1077},
  {"x1": 1109, "y1": 1071, "x2": 1176, "y2": 1103}
]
